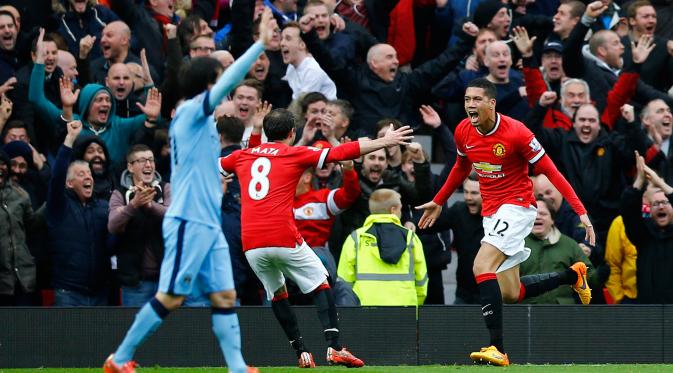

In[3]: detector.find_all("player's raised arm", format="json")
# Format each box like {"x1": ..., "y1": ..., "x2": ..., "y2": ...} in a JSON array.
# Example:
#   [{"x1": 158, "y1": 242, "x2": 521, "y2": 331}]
[
  {"x1": 323, "y1": 124, "x2": 413, "y2": 163},
  {"x1": 207, "y1": 8, "x2": 277, "y2": 111},
  {"x1": 532, "y1": 153, "x2": 595, "y2": 246}
]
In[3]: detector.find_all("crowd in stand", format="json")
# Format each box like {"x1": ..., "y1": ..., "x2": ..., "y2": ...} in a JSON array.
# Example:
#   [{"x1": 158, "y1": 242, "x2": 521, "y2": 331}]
[{"x1": 1, "y1": 0, "x2": 673, "y2": 307}]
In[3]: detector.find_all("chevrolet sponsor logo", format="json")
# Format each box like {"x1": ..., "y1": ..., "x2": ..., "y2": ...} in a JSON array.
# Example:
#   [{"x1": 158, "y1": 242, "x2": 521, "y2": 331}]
[{"x1": 473, "y1": 162, "x2": 502, "y2": 173}]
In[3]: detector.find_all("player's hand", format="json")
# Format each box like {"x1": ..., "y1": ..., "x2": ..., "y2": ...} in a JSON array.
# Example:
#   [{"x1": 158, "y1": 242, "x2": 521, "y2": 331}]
[
  {"x1": 79, "y1": 35, "x2": 96, "y2": 59},
  {"x1": 585, "y1": 1, "x2": 608, "y2": 18},
  {"x1": 538, "y1": 91, "x2": 557, "y2": 107},
  {"x1": 416, "y1": 201, "x2": 442, "y2": 229},
  {"x1": 59, "y1": 77, "x2": 80, "y2": 108},
  {"x1": 137, "y1": 87, "x2": 162, "y2": 122},
  {"x1": 579, "y1": 214, "x2": 595, "y2": 247},
  {"x1": 632, "y1": 34, "x2": 655, "y2": 64},
  {"x1": 259, "y1": 8, "x2": 277, "y2": 46},
  {"x1": 419, "y1": 105, "x2": 442, "y2": 128},
  {"x1": 511, "y1": 26, "x2": 536, "y2": 58},
  {"x1": 381, "y1": 123, "x2": 413, "y2": 147}
]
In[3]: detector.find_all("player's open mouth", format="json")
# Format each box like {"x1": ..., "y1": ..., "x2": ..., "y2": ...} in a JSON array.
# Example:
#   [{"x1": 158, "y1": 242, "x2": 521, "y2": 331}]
[{"x1": 468, "y1": 111, "x2": 479, "y2": 121}]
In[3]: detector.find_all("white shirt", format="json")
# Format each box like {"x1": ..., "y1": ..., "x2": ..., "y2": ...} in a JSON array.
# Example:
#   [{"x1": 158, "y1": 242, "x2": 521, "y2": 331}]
[{"x1": 283, "y1": 56, "x2": 337, "y2": 100}]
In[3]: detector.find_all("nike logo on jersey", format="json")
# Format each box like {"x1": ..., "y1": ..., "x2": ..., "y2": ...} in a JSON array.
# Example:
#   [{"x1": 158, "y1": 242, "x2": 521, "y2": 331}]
[{"x1": 466, "y1": 145, "x2": 476, "y2": 149}]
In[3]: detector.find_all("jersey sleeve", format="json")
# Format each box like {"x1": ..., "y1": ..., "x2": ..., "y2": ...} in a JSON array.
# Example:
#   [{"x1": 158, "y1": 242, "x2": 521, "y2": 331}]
[
  {"x1": 516, "y1": 124, "x2": 546, "y2": 164},
  {"x1": 454, "y1": 123, "x2": 467, "y2": 158},
  {"x1": 293, "y1": 146, "x2": 331, "y2": 169},
  {"x1": 218, "y1": 151, "x2": 239, "y2": 175}
]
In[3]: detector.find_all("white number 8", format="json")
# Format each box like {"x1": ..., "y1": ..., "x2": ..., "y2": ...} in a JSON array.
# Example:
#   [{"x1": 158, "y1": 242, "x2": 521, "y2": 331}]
[{"x1": 249, "y1": 157, "x2": 271, "y2": 200}]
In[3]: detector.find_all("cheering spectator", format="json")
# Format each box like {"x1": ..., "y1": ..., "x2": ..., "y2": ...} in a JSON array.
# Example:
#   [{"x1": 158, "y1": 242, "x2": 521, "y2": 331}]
[
  {"x1": 47, "y1": 120, "x2": 111, "y2": 306},
  {"x1": 52, "y1": 0, "x2": 119, "y2": 60}
]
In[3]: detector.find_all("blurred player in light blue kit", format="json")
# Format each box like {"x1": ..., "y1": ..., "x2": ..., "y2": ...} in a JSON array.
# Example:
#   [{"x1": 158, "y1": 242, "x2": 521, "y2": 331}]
[{"x1": 103, "y1": 9, "x2": 278, "y2": 373}]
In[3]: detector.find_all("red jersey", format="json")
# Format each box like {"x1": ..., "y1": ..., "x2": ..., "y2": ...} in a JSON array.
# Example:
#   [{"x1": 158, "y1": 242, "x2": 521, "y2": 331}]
[
  {"x1": 294, "y1": 168, "x2": 360, "y2": 248},
  {"x1": 447, "y1": 114, "x2": 544, "y2": 216},
  {"x1": 219, "y1": 141, "x2": 361, "y2": 251}
]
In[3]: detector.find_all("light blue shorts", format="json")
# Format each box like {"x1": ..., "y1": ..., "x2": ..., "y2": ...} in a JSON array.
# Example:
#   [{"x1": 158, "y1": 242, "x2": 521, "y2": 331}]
[{"x1": 159, "y1": 217, "x2": 234, "y2": 296}]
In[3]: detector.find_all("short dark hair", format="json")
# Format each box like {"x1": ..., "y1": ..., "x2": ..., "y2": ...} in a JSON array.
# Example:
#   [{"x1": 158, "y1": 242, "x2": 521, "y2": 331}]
[
  {"x1": 561, "y1": 0, "x2": 586, "y2": 19},
  {"x1": 31, "y1": 33, "x2": 56, "y2": 53},
  {"x1": 467, "y1": 78, "x2": 497, "y2": 100},
  {"x1": 467, "y1": 171, "x2": 479, "y2": 182},
  {"x1": 300, "y1": 92, "x2": 327, "y2": 115},
  {"x1": 328, "y1": 99, "x2": 353, "y2": 121},
  {"x1": 627, "y1": 0, "x2": 653, "y2": 20},
  {"x1": 216, "y1": 116, "x2": 245, "y2": 143},
  {"x1": 233, "y1": 78, "x2": 264, "y2": 100},
  {"x1": 536, "y1": 197, "x2": 557, "y2": 220},
  {"x1": 126, "y1": 144, "x2": 152, "y2": 162},
  {"x1": 376, "y1": 118, "x2": 403, "y2": 133},
  {"x1": 1, "y1": 120, "x2": 27, "y2": 141},
  {"x1": 178, "y1": 56, "x2": 223, "y2": 99},
  {"x1": 264, "y1": 109, "x2": 296, "y2": 141}
]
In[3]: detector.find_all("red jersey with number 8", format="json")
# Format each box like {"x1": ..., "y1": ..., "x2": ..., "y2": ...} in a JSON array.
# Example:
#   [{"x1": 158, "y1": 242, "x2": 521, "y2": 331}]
[
  {"x1": 219, "y1": 142, "x2": 332, "y2": 251},
  {"x1": 454, "y1": 113, "x2": 545, "y2": 216}
]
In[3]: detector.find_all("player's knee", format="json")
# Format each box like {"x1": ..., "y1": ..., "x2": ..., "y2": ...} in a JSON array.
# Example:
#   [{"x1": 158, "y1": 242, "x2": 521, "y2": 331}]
[
  {"x1": 210, "y1": 290, "x2": 237, "y2": 308},
  {"x1": 501, "y1": 288, "x2": 519, "y2": 304},
  {"x1": 155, "y1": 292, "x2": 185, "y2": 310}
]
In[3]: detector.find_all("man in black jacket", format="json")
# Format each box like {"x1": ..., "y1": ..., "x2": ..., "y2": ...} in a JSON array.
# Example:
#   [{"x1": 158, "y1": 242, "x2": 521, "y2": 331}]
[
  {"x1": 47, "y1": 120, "x2": 111, "y2": 306},
  {"x1": 301, "y1": 17, "x2": 473, "y2": 136},
  {"x1": 622, "y1": 153, "x2": 673, "y2": 304}
]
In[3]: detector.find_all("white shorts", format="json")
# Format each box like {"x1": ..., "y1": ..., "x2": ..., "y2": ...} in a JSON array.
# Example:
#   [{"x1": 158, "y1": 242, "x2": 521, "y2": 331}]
[
  {"x1": 244, "y1": 242, "x2": 328, "y2": 300},
  {"x1": 481, "y1": 204, "x2": 537, "y2": 273}
]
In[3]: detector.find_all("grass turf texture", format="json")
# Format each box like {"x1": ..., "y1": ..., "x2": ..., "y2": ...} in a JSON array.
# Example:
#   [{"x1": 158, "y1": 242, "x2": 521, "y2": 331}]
[{"x1": 2, "y1": 366, "x2": 673, "y2": 372}]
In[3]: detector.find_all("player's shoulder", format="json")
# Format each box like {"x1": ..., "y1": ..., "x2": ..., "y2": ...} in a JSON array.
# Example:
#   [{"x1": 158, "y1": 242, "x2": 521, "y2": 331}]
[{"x1": 454, "y1": 118, "x2": 472, "y2": 137}]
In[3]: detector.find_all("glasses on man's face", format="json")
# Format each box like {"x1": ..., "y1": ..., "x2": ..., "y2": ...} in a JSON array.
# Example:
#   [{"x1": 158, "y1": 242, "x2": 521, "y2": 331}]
[
  {"x1": 130, "y1": 157, "x2": 155, "y2": 165},
  {"x1": 652, "y1": 200, "x2": 670, "y2": 208},
  {"x1": 191, "y1": 46, "x2": 215, "y2": 53}
]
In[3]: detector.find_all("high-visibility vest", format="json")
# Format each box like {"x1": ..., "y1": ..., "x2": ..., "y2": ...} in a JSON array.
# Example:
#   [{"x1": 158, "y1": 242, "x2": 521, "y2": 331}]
[{"x1": 337, "y1": 214, "x2": 427, "y2": 306}]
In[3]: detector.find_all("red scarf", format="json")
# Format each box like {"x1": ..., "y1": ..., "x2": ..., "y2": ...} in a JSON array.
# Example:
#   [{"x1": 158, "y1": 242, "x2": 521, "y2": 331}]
[{"x1": 151, "y1": 12, "x2": 174, "y2": 52}]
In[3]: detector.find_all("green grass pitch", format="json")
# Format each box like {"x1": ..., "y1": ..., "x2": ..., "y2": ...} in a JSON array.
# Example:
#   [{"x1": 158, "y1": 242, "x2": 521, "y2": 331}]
[{"x1": 3, "y1": 365, "x2": 673, "y2": 373}]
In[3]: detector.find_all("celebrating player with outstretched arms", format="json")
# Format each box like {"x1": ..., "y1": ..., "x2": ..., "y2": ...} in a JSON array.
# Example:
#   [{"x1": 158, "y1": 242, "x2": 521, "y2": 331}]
[{"x1": 416, "y1": 78, "x2": 595, "y2": 366}]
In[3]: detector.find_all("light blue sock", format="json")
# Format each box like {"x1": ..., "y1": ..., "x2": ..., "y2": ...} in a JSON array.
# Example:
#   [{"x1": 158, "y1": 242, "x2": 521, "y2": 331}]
[
  {"x1": 212, "y1": 308, "x2": 247, "y2": 373},
  {"x1": 114, "y1": 298, "x2": 169, "y2": 365}
]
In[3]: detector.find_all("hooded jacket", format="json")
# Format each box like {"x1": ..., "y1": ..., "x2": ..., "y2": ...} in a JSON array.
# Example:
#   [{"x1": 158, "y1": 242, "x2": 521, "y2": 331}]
[
  {"x1": 108, "y1": 169, "x2": 169, "y2": 286},
  {"x1": 337, "y1": 213, "x2": 427, "y2": 306},
  {"x1": 46, "y1": 145, "x2": 110, "y2": 294},
  {"x1": 29, "y1": 63, "x2": 149, "y2": 167},
  {"x1": 72, "y1": 135, "x2": 116, "y2": 200}
]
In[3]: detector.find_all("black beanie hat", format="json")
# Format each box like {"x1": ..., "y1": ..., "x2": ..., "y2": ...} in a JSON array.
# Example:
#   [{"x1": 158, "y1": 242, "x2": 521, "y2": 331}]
[{"x1": 473, "y1": 0, "x2": 507, "y2": 29}]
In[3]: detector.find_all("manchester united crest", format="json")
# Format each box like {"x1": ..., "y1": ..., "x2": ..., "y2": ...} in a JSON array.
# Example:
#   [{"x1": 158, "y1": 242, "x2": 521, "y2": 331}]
[{"x1": 492, "y1": 143, "x2": 506, "y2": 157}]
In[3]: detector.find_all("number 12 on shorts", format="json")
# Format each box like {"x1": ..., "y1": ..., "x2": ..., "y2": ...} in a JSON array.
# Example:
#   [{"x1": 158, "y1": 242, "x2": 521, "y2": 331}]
[
  {"x1": 490, "y1": 219, "x2": 509, "y2": 237},
  {"x1": 249, "y1": 157, "x2": 271, "y2": 200}
]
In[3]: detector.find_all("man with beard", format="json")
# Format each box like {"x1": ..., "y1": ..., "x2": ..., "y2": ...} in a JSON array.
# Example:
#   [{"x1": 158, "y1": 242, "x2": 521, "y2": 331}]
[
  {"x1": 48, "y1": 120, "x2": 111, "y2": 306},
  {"x1": 72, "y1": 135, "x2": 115, "y2": 201},
  {"x1": 3, "y1": 140, "x2": 50, "y2": 209},
  {"x1": 0, "y1": 10, "x2": 19, "y2": 86},
  {"x1": 622, "y1": 154, "x2": 673, "y2": 303},
  {"x1": 329, "y1": 144, "x2": 430, "y2": 262},
  {"x1": 0, "y1": 149, "x2": 39, "y2": 306},
  {"x1": 29, "y1": 28, "x2": 163, "y2": 169}
]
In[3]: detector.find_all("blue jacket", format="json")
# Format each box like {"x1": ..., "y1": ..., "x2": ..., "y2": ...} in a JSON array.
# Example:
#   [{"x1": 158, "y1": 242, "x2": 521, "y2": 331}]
[
  {"x1": 46, "y1": 145, "x2": 111, "y2": 294},
  {"x1": 28, "y1": 63, "x2": 148, "y2": 167},
  {"x1": 55, "y1": 4, "x2": 119, "y2": 59}
]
